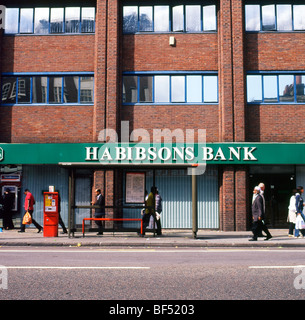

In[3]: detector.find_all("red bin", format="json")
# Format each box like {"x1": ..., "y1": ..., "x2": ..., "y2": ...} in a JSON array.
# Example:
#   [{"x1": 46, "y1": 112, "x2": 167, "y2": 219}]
[{"x1": 43, "y1": 192, "x2": 59, "y2": 237}]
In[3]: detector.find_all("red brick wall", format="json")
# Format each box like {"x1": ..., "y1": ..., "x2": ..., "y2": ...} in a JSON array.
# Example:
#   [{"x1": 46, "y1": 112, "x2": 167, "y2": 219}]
[{"x1": 1, "y1": 35, "x2": 94, "y2": 73}]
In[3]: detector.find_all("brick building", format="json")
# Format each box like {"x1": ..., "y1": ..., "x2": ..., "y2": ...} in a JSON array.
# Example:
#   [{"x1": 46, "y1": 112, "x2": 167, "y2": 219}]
[{"x1": 0, "y1": 1, "x2": 305, "y2": 233}]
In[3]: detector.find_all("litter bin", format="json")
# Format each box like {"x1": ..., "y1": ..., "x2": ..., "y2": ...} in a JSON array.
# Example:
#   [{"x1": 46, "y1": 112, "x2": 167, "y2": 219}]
[{"x1": 43, "y1": 192, "x2": 59, "y2": 237}]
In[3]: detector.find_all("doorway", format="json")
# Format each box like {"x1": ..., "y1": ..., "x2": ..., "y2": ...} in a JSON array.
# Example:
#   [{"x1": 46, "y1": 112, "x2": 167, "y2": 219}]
[{"x1": 249, "y1": 166, "x2": 295, "y2": 228}]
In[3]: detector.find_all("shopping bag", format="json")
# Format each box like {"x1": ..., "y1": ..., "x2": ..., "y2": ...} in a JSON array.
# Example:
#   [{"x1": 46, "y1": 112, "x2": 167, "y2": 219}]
[{"x1": 22, "y1": 211, "x2": 32, "y2": 225}]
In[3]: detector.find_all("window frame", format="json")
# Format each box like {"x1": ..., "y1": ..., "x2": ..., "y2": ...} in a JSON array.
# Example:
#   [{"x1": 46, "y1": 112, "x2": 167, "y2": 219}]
[
  {"x1": 1, "y1": 72, "x2": 94, "y2": 106},
  {"x1": 245, "y1": 3, "x2": 305, "y2": 32},
  {"x1": 246, "y1": 72, "x2": 305, "y2": 104},
  {"x1": 4, "y1": 7, "x2": 96, "y2": 35},
  {"x1": 123, "y1": 3, "x2": 217, "y2": 34},
  {"x1": 122, "y1": 72, "x2": 218, "y2": 105}
]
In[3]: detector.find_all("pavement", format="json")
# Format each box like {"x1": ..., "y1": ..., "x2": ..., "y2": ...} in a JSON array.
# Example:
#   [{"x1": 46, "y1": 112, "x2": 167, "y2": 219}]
[{"x1": 0, "y1": 227, "x2": 304, "y2": 248}]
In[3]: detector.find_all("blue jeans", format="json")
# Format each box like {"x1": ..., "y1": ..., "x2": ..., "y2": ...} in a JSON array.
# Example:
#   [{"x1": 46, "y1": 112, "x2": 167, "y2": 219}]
[{"x1": 295, "y1": 212, "x2": 305, "y2": 237}]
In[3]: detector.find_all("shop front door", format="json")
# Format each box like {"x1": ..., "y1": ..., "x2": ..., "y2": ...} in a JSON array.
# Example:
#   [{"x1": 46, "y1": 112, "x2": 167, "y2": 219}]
[{"x1": 249, "y1": 172, "x2": 295, "y2": 228}]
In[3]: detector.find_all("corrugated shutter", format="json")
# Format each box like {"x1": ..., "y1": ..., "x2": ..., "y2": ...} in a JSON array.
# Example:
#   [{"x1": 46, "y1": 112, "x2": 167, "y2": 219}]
[
  {"x1": 123, "y1": 166, "x2": 219, "y2": 229},
  {"x1": 21, "y1": 165, "x2": 69, "y2": 227}
]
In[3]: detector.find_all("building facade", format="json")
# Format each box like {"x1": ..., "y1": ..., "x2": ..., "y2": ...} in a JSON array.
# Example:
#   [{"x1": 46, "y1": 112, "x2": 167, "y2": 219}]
[{"x1": 1, "y1": 0, "x2": 305, "y2": 233}]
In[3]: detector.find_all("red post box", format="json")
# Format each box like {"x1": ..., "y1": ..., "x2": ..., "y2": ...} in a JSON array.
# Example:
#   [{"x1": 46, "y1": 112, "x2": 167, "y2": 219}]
[{"x1": 43, "y1": 192, "x2": 59, "y2": 237}]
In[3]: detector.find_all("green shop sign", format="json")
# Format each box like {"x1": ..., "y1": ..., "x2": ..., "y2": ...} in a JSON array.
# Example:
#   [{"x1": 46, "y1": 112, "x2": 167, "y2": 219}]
[{"x1": 0, "y1": 142, "x2": 305, "y2": 166}]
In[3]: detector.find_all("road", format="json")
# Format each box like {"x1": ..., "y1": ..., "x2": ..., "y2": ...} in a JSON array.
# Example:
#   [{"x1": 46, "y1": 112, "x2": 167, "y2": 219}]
[{"x1": 0, "y1": 247, "x2": 304, "y2": 302}]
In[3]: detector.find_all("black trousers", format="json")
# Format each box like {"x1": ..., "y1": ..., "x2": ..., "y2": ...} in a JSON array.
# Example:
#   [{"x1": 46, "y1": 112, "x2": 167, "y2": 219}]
[
  {"x1": 20, "y1": 210, "x2": 42, "y2": 231},
  {"x1": 252, "y1": 220, "x2": 272, "y2": 239}
]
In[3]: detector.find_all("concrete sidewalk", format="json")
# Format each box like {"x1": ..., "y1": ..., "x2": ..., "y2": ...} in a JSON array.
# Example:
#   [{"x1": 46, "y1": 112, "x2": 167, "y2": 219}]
[{"x1": 0, "y1": 228, "x2": 304, "y2": 248}]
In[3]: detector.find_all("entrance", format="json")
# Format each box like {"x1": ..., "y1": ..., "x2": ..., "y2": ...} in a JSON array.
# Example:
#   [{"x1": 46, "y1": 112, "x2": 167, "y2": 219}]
[{"x1": 249, "y1": 166, "x2": 295, "y2": 228}]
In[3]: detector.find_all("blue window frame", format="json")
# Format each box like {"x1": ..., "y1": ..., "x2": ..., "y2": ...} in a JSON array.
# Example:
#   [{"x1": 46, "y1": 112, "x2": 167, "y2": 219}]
[
  {"x1": 123, "y1": 3, "x2": 217, "y2": 34},
  {"x1": 245, "y1": 3, "x2": 305, "y2": 32},
  {"x1": 123, "y1": 72, "x2": 218, "y2": 105},
  {"x1": 1, "y1": 73, "x2": 94, "y2": 105},
  {"x1": 247, "y1": 72, "x2": 305, "y2": 104},
  {"x1": 4, "y1": 7, "x2": 95, "y2": 35}
]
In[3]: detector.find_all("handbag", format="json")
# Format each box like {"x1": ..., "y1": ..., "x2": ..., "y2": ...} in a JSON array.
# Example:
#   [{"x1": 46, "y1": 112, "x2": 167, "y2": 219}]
[{"x1": 22, "y1": 211, "x2": 32, "y2": 225}]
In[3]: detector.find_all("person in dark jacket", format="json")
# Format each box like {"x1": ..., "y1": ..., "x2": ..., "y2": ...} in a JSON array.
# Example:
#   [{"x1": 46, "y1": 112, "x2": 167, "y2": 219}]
[
  {"x1": 2, "y1": 188, "x2": 15, "y2": 230},
  {"x1": 92, "y1": 189, "x2": 105, "y2": 235},
  {"x1": 249, "y1": 186, "x2": 265, "y2": 241}
]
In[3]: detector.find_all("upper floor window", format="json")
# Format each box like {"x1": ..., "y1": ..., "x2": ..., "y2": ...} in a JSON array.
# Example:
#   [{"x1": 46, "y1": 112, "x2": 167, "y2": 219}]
[
  {"x1": 123, "y1": 4, "x2": 217, "y2": 33},
  {"x1": 1, "y1": 73, "x2": 94, "y2": 105},
  {"x1": 4, "y1": 7, "x2": 95, "y2": 35},
  {"x1": 247, "y1": 73, "x2": 305, "y2": 104},
  {"x1": 245, "y1": 4, "x2": 305, "y2": 31},
  {"x1": 123, "y1": 72, "x2": 218, "y2": 104}
]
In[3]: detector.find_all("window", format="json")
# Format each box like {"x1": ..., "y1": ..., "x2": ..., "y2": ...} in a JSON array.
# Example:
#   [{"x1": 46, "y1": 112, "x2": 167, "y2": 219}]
[
  {"x1": 4, "y1": 7, "x2": 95, "y2": 35},
  {"x1": 34, "y1": 8, "x2": 50, "y2": 34},
  {"x1": 65, "y1": 7, "x2": 80, "y2": 33},
  {"x1": 123, "y1": 73, "x2": 218, "y2": 104},
  {"x1": 123, "y1": 4, "x2": 217, "y2": 33},
  {"x1": 247, "y1": 73, "x2": 305, "y2": 104},
  {"x1": 20, "y1": 8, "x2": 34, "y2": 33},
  {"x1": 50, "y1": 8, "x2": 64, "y2": 33},
  {"x1": 246, "y1": 4, "x2": 305, "y2": 32},
  {"x1": 1, "y1": 74, "x2": 94, "y2": 105},
  {"x1": 4, "y1": 8, "x2": 19, "y2": 34}
]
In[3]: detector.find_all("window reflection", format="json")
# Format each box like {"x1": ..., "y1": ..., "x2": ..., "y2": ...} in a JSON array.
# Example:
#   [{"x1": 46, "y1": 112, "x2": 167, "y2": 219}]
[
  {"x1": 1, "y1": 77, "x2": 17, "y2": 104},
  {"x1": 139, "y1": 7, "x2": 153, "y2": 32},
  {"x1": 139, "y1": 76, "x2": 153, "y2": 102},
  {"x1": 262, "y1": 5, "x2": 276, "y2": 31},
  {"x1": 263, "y1": 76, "x2": 278, "y2": 103},
  {"x1": 296, "y1": 76, "x2": 305, "y2": 103},
  {"x1": 50, "y1": 8, "x2": 64, "y2": 33},
  {"x1": 204, "y1": 76, "x2": 218, "y2": 102},
  {"x1": 34, "y1": 8, "x2": 49, "y2": 34},
  {"x1": 154, "y1": 6, "x2": 169, "y2": 32},
  {"x1": 245, "y1": 5, "x2": 260, "y2": 31},
  {"x1": 65, "y1": 7, "x2": 80, "y2": 33},
  {"x1": 123, "y1": 6, "x2": 138, "y2": 33},
  {"x1": 123, "y1": 76, "x2": 138, "y2": 103},
  {"x1": 279, "y1": 75, "x2": 294, "y2": 102},
  {"x1": 64, "y1": 76, "x2": 79, "y2": 103},
  {"x1": 277, "y1": 5, "x2": 292, "y2": 31},
  {"x1": 49, "y1": 77, "x2": 63, "y2": 103},
  {"x1": 17, "y1": 78, "x2": 31, "y2": 103},
  {"x1": 171, "y1": 76, "x2": 185, "y2": 102},
  {"x1": 247, "y1": 75, "x2": 262, "y2": 103},
  {"x1": 187, "y1": 76, "x2": 202, "y2": 103},
  {"x1": 203, "y1": 5, "x2": 216, "y2": 31},
  {"x1": 32, "y1": 77, "x2": 47, "y2": 103},
  {"x1": 155, "y1": 76, "x2": 170, "y2": 102},
  {"x1": 186, "y1": 6, "x2": 201, "y2": 32},
  {"x1": 293, "y1": 5, "x2": 305, "y2": 30},
  {"x1": 5, "y1": 8, "x2": 19, "y2": 34},
  {"x1": 20, "y1": 8, "x2": 34, "y2": 33},
  {"x1": 80, "y1": 77, "x2": 94, "y2": 103},
  {"x1": 173, "y1": 5, "x2": 184, "y2": 32},
  {"x1": 81, "y1": 7, "x2": 95, "y2": 33}
]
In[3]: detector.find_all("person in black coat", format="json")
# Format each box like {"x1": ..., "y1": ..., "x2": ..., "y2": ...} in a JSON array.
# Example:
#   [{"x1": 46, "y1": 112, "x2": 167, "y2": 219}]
[
  {"x1": 92, "y1": 189, "x2": 105, "y2": 235},
  {"x1": 2, "y1": 188, "x2": 15, "y2": 230},
  {"x1": 249, "y1": 186, "x2": 266, "y2": 241}
]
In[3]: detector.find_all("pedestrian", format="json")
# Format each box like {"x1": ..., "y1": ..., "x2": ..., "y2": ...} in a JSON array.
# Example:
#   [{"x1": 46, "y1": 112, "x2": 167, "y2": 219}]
[
  {"x1": 287, "y1": 189, "x2": 297, "y2": 237},
  {"x1": 57, "y1": 193, "x2": 67, "y2": 234},
  {"x1": 258, "y1": 182, "x2": 272, "y2": 240},
  {"x1": 142, "y1": 186, "x2": 155, "y2": 235},
  {"x1": 249, "y1": 186, "x2": 264, "y2": 241},
  {"x1": 294, "y1": 186, "x2": 305, "y2": 238},
  {"x1": 92, "y1": 189, "x2": 105, "y2": 235},
  {"x1": 155, "y1": 188, "x2": 162, "y2": 236},
  {"x1": 18, "y1": 189, "x2": 42, "y2": 233},
  {"x1": 2, "y1": 188, "x2": 15, "y2": 230}
]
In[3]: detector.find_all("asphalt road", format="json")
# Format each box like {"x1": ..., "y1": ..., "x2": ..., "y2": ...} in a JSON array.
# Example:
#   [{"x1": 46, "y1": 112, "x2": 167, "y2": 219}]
[{"x1": 0, "y1": 247, "x2": 304, "y2": 302}]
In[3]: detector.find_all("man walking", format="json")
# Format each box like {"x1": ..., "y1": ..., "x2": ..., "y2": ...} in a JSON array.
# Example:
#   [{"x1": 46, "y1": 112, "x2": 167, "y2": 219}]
[
  {"x1": 19, "y1": 189, "x2": 42, "y2": 233},
  {"x1": 258, "y1": 182, "x2": 272, "y2": 240},
  {"x1": 92, "y1": 189, "x2": 105, "y2": 235}
]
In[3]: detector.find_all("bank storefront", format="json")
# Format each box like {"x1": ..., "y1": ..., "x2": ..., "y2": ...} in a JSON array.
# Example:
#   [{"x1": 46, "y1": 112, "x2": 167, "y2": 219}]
[{"x1": 1, "y1": 143, "x2": 305, "y2": 235}]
